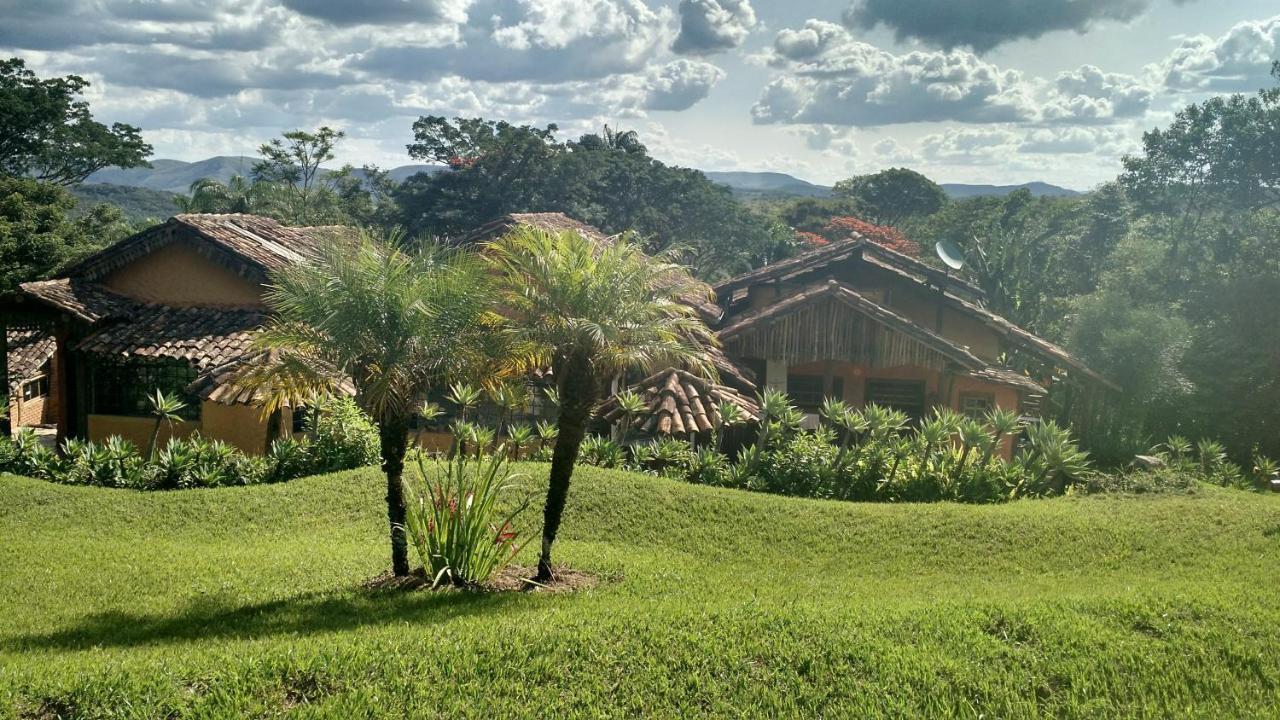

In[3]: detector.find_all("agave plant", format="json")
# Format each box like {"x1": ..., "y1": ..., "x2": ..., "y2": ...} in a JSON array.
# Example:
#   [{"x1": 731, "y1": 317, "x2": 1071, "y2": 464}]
[
  {"x1": 580, "y1": 435, "x2": 624, "y2": 468},
  {"x1": 612, "y1": 389, "x2": 647, "y2": 445},
  {"x1": 1017, "y1": 420, "x2": 1090, "y2": 496},
  {"x1": 1196, "y1": 438, "x2": 1227, "y2": 477},
  {"x1": 954, "y1": 419, "x2": 994, "y2": 476},
  {"x1": 446, "y1": 382, "x2": 483, "y2": 424},
  {"x1": 146, "y1": 389, "x2": 187, "y2": 461},
  {"x1": 915, "y1": 411, "x2": 956, "y2": 483},
  {"x1": 506, "y1": 423, "x2": 535, "y2": 461},
  {"x1": 981, "y1": 408, "x2": 1024, "y2": 465},
  {"x1": 414, "y1": 401, "x2": 445, "y2": 450},
  {"x1": 713, "y1": 400, "x2": 748, "y2": 453},
  {"x1": 756, "y1": 389, "x2": 795, "y2": 450},
  {"x1": 489, "y1": 382, "x2": 529, "y2": 432},
  {"x1": 535, "y1": 419, "x2": 559, "y2": 452}
]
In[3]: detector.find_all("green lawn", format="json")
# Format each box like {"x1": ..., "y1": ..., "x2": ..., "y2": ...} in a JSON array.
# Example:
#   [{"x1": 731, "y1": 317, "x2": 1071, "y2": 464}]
[{"x1": 2, "y1": 466, "x2": 1278, "y2": 719}]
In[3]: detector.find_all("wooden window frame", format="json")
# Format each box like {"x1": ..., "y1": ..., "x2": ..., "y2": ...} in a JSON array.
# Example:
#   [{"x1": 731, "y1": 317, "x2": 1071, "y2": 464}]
[{"x1": 958, "y1": 392, "x2": 995, "y2": 419}]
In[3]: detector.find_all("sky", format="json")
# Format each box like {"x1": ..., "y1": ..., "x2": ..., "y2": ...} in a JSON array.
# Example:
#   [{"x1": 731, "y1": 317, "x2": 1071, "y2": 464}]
[{"x1": 3, "y1": 0, "x2": 1278, "y2": 190}]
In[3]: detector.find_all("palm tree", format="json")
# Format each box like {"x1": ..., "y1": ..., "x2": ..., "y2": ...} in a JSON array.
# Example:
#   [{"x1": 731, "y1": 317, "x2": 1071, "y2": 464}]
[
  {"x1": 239, "y1": 232, "x2": 501, "y2": 576},
  {"x1": 487, "y1": 226, "x2": 715, "y2": 581}
]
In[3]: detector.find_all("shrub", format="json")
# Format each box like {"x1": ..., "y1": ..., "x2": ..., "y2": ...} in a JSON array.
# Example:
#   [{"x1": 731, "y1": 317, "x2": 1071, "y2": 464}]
[
  {"x1": 579, "y1": 435, "x2": 624, "y2": 469},
  {"x1": 148, "y1": 434, "x2": 261, "y2": 489},
  {"x1": 1082, "y1": 468, "x2": 1199, "y2": 495},
  {"x1": 264, "y1": 436, "x2": 313, "y2": 483},
  {"x1": 402, "y1": 449, "x2": 530, "y2": 587},
  {"x1": 684, "y1": 446, "x2": 732, "y2": 486},
  {"x1": 60, "y1": 436, "x2": 146, "y2": 489},
  {"x1": 749, "y1": 427, "x2": 841, "y2": 498},
  {"x1": 305, "y1": 396, "x2": 380, "y2": 473}
]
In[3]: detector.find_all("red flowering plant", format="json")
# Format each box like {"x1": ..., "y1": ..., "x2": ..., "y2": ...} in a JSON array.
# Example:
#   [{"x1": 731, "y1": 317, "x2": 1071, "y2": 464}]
[
  {"x1": 803, "y1": 216, "x2": 922, "y2": 257},
  {"x1": 402, "y1": 448, "x2": 532, "y2": 587}
]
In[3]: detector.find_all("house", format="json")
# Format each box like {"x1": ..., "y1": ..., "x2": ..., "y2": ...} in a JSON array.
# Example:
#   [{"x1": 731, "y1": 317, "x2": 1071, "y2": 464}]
[
  {"x1": 5, "y1": 329, "x2": 57, "y2": 429},
  {"x1": 0, "y1": 211, "x2": 613, "y2": 454},
  {"x1": 0, "y1": 214, "x2": 355, "y2": 453},
  {"x1": 707, "y1": 236, "x2": 1115, "y2": 455}
]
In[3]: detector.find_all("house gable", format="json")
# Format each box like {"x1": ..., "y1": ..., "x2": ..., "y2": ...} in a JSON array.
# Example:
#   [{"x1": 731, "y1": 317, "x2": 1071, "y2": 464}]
[{"x1": 101, "y1": 241, "x2": 264, "y2": 308}]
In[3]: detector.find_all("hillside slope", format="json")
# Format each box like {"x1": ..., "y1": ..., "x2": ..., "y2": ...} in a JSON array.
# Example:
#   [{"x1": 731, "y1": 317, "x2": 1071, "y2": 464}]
[{"x1": 2, "y1": 468, "x2": 1277, "y2": 717}]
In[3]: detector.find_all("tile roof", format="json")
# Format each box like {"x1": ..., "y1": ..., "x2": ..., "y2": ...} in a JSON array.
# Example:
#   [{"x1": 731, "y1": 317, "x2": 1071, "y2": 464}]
[
  {"x1": 6, "y1": 329, "x2": 55, "y2": 389},
  {"x1": 17, "y1": 278, "x2": 137, "y2": 323},
  {"x1": 75, "y1": 303, "x2": 263, "y2": 370},
  {"x1": 598, "y1": 368, "x2": 761, "y2": 435},
  {"x1": 65, "y1": 214, "x2": 357, "y2": 282}
]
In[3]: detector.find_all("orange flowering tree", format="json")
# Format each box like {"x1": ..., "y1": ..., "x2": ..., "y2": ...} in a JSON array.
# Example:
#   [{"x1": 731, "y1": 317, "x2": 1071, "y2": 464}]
[{"x1": 795, "y1": 216, "x2": 921, "y2": 256}]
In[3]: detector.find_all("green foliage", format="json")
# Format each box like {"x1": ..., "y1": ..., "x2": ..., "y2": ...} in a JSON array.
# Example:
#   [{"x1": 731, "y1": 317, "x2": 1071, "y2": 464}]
[
  {"x1": 0, "y1": 57, "x2": 151, "y2": 185},
  {"x1": 579, "y1": 436, "x2": 624, "y2": 469},
  {"x1": 832, "y1": 167, "x2": 947, "y2": 227},
  {"x1": 0, "y1": 175, "x2": 134, "y2": 292},
  {"x1": 1, "y1": 466, "x2": 1280, "y2": 716},
  {"x1": 149, "y1": 434, "x2": 258, "y2": 489},
  {"x1": 304, "y1": 396, "x2": 380, "y2": 473},
  {"x1": 401, "y1": 450, "x2": 530, "y2": 588},
  {"x1": 396, "y1": 118, "x2": 787, "y2": 279}
]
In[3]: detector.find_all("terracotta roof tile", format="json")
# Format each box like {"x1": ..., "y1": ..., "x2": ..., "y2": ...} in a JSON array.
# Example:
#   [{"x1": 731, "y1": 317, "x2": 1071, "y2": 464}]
[
  {"x1": 75, "y1": 304, "x2": 263, "y2": 370},
  {"x1": 17, "y1": 279, "x2": 137, "y2": 323},
  {"x1": 598, "y1": 368, "x2": 761, "y2": 435},
  {"x1": 6, "y1": 330, "x2": 55, "y2": 390}
]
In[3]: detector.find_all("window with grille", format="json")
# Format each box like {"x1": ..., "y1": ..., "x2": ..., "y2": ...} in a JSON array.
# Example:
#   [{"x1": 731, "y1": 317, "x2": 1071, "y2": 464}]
[
  {"x1": 21, "y1": 376, "x2": 48, "y2": 401},
  {"x1": 88, "y1": 357, "x2": 200, "y2": 420},
  {"x1": 865, "y1": 379, "x2": 926, "y2": 421},
  {"x1": 959, "y1": 392, "x2": 994, "y2": 419},
  {"x1": 787, "y1": 374, "x2": 843, "y2": 411}
]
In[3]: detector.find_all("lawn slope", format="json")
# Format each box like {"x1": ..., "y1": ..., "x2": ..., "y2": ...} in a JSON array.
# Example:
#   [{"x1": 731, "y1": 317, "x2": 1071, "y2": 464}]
[{"x1": 2, "y1": 467, "x2": 1278, "y2": 718}]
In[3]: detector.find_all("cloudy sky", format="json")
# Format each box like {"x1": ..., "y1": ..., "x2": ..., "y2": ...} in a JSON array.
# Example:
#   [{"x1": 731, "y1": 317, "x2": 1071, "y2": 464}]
[{"x1": 3, "y1": 0, "x2": 1278, "y2": 189}]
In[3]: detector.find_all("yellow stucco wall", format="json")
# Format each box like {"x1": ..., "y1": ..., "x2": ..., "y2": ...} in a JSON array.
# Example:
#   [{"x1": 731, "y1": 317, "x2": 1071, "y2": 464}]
[
  {"x1": 102, "y1": 242, "x2": 264, "y2": 308},
  {"x1": 200, "y1": 401, "x2": 273, "y2": 455},
  {"x1": 88, "y1": 414, "x2": 199, "y2": 450}
]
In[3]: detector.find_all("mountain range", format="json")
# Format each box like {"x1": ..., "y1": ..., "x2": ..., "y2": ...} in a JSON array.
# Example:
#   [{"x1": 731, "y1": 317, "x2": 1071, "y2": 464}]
[{"x1": 79, "y1": 156, "x2": 1082, "y2": 220}]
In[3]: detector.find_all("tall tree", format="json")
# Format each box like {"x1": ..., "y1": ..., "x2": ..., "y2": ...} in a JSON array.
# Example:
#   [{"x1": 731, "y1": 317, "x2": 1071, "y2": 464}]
[
  {"x1": 832, "y1": 168, "x2": 948, "y2": 227},
  {"x1": 0, "y1": 57, "x2": 151, "y2": 185},
  {"x1": 253, "y1": 126, "x2": 345, "y2": 224},
  {"x1": 487, "y1": 227, "x2": 715, "y2": 581},
  {"x1": 0, "y1": 176, "x2": 134, "y2": 292},
  {"x1": 242, "y1": 233, "x2": 501, "y2": 576}
]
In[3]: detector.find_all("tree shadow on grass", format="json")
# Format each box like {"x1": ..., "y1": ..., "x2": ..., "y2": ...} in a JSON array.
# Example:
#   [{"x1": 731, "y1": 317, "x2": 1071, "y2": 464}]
[{"x1": 6, "y1": 584, "x2": 535, "y2": 652}]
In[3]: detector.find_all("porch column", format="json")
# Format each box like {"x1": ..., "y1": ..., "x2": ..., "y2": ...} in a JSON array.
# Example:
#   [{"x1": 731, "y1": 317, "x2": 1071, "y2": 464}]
[{"x1": 765, "y1": 359, "x2": 787, "y2": 394}]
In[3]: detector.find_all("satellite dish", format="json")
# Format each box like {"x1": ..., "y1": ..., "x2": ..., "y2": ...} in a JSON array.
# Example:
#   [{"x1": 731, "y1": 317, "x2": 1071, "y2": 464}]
[{"x1": 935, "y1": 240, "x2": 965, "y2": 271}]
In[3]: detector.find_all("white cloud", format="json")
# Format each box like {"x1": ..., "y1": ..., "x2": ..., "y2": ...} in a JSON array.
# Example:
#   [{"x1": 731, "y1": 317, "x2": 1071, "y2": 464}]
[
  {"x1": 1151, "y1": 14, "x2": 1280, "y2": 92},
  {"x1": 671, "y1": 0, "x2": 757, "y2": 56},
  {"x1": 1042, "y1": 65, "x2": 1152, "y2": 124},
  {"x1": 752, "y1": 21, "x2": 1037, "y2": 127}
]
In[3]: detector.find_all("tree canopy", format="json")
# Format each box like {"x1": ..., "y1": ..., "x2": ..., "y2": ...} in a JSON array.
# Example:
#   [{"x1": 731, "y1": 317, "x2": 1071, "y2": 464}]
[
  {"x1": 0, "y1": 57, "x2": 151, "y2": 185},
  {"x1": 832, "y1": 168, "x2": 948, "y2": 227}
]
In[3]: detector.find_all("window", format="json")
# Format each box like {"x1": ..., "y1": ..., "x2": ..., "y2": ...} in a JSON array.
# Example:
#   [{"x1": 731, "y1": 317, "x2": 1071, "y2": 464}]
[
  {"x1": 959, "y1": 392, "x2": 994, "y2": 419},
  {"x1": 21, "y1": 376, "x2": 48, "y2": 401},
  {"x1": 865, "y1": 379, "x2": 926, "y2": 421},
  {"x1": 787, "y1": 374, "x2": 843, "y2": 411},
  {"x1": 89, "y1": 357, "x2": 200, "y2": 420}
]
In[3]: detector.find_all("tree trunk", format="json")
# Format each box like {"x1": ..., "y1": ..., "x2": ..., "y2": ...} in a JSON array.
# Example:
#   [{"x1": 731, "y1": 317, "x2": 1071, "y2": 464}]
[
  {"x1": 537, "y1": 356, "x2": 595, "y2": 582},
  {"x1": 380, "y1": 415, "x2": 411, "y2": 577}
]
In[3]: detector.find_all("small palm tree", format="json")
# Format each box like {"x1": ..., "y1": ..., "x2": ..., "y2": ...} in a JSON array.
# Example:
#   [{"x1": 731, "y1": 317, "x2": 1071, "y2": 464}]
[
  {"x1": 146, "y1": 389, "x2": 187, "y2": 461},
  {"x1": 238, "y1": 232, "x2": 501, "y2": 577},
  {"x1": 488, "y1": 226, "x2": 714, "y2": 581}
]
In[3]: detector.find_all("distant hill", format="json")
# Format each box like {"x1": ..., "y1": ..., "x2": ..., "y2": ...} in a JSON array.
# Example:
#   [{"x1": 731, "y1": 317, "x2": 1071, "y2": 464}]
[
  {"x1": 703, "y1": 171, "x2": 833, "y2": 198},
  {"x1": 940, "y1": 182, "x2": 1082, "y2": 199},
  {"x1": 86, "y1": 158, "x2": 1081, "y2": 203},
  {"x1": 68, "y1": 183, "x2": 181, "y2": 222},
  {"x1": 87, "y1": 157, "x2": 445, "y2": 194}
]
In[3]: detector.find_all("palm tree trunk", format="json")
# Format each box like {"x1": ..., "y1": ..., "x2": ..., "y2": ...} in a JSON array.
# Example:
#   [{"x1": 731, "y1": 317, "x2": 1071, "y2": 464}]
[
  {"x1": 537, "y1": 357, "x2": 595, "y2": 582},
  {"x1": 380, "y1": 415, "x2": 411, "y2": 577}
]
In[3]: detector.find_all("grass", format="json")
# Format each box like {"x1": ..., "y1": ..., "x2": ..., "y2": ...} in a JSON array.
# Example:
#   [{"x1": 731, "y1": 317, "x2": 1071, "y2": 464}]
[{"x1": 1, "y1": 465, "x2": 1279, "y2": 718}]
